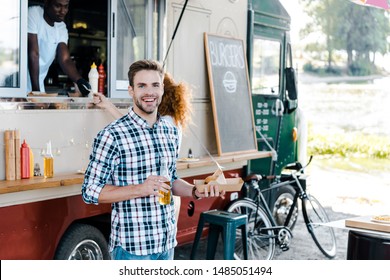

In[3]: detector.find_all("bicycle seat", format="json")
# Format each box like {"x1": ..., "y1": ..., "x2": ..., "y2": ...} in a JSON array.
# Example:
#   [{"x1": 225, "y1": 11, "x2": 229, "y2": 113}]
[
  {"x1": 284, "y1": 161, "x2": 302, "y2": 171},
  {"x1": 244, "y1": 174, "x2": 262, "y2": 182}
]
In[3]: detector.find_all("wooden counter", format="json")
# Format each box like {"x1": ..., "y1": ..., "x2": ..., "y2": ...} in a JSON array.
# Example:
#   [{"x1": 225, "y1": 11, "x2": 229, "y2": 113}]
[
  {"x1": 345, "y1": 216, "x2": 390, "y2": 234},
  {"x1": 0, "y1": 173, "x2": 84, "y2": 195},
  {"x1": 0, "y1": 151, "x2": 271, "y2": 197},
  {"x1": 176, "y1": 151, "x2": 271, "y2": 170},
  {"x1": 323, "y1": 217, "x2": 390, "y2": 238}
]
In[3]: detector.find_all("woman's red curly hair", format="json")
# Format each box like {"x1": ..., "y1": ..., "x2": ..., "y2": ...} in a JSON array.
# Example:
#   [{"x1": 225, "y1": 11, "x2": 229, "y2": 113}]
[{"x1": 158, "y1": 73, "x2": 192, "y2": 128}]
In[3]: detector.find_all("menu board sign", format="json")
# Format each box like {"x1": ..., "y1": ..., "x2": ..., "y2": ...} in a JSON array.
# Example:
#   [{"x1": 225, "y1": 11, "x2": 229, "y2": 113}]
[{"x1": 204, "y1": 33, "x2": 257, "y2": 155}]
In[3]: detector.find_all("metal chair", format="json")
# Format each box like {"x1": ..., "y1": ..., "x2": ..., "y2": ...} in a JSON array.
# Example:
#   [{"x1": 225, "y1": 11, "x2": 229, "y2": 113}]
[{"x1": 190, "y1": 210, "x2": 248, "y2": 260}]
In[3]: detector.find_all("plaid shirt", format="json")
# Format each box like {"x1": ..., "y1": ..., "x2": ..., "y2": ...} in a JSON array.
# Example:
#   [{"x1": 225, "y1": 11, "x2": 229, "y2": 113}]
[{"x1": 82, "y1": 108, "x2": 179, "y2": 255}]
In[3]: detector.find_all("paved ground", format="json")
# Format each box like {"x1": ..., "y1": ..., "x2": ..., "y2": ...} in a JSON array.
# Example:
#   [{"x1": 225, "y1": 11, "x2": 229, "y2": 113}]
[
  {"x1": 174, "y1": 209, "x2": 351, "y2": 260},
  {"x1": 174, "y1": 162, "x2": 389, "y2": 260}
]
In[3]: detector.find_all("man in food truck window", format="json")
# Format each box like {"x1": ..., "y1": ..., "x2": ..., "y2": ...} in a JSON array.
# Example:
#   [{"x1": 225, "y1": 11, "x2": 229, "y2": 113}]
[
  {"x1": 82, "y1": 59, "x2": 224, "y2": 260},
  {"x1": 27, "y1": 0, "x2": 90, "y2": 95}
]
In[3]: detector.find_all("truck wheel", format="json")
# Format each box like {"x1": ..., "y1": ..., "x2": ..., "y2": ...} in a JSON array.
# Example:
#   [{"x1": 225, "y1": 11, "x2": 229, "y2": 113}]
[
  {"x1": 54, "y1": 223, "x2": 110, "y2": 260},
  {"x1": 272, "y1": 185, "x2": 298, "y2": 230}
]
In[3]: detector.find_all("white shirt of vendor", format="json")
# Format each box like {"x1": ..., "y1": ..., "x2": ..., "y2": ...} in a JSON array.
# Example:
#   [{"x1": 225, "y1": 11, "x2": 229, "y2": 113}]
[{"x1": 27, "y1": 6, "x2": 68, "y2": 93}]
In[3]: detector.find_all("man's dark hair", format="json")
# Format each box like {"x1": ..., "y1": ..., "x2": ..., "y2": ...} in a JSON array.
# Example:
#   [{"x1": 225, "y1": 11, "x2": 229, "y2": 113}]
[
  {"x1": 128, "y1": 60, "x2": 164, "y2": 87},
  {"x1": 44, "y1": 0, "x2": 55, "y2": 7}
]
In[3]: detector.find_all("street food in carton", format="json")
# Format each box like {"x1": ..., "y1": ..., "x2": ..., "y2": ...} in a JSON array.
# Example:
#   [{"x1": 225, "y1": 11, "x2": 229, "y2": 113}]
[
  {"x1": 204, "y1": 168, "x2": 226, "y2": 184},
  {"x1": 371, "y1": 215, "x2": 390, "y2": 224},
  {"x1": 194, "y1": 168, "x2": 243, "y2": 193}
]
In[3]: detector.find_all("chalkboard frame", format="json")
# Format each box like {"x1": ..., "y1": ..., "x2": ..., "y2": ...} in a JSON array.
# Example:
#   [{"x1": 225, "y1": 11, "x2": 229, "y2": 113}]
[{"x1": 204, "y1": 33, "x2": 258, "y2": 156}]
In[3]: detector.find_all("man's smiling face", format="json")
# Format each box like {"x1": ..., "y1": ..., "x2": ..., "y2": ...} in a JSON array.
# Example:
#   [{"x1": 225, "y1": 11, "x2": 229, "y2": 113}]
[{"x1": 129, "y1": 70, "x2": 164, "y2": 117}]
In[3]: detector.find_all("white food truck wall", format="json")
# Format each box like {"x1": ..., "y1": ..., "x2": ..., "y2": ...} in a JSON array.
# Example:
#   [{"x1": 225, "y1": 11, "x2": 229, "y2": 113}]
[
  {"x1": 0, "y1": 108, "x2": 127, "y2": 181},
  {"x1": 0, "y1": 0, "x2": 248, "y2": 180},
  {"x1": 165, "y1": 0, "x2": 248, "y2": 159}
]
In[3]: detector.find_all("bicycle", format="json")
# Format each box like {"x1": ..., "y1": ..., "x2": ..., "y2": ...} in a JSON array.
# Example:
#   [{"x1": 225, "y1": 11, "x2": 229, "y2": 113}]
[{"x1": 226, "y1": 156, "x2": 337, "y2": 260}]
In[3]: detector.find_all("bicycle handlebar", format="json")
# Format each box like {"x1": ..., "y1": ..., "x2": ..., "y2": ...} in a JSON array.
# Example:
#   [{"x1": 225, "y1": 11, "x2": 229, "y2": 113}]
[{"x1": 244, "y1": 155, "x2": 313, "y2": 184}]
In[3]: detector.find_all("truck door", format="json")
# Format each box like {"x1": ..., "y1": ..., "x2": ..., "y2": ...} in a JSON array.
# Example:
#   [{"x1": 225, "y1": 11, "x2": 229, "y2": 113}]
[
  {"x1": 249, "y1": 35, "x2": 285, "y2": 177},
  {"x1": 247, "y1": 0, "x2": 298, "y2": 182}
]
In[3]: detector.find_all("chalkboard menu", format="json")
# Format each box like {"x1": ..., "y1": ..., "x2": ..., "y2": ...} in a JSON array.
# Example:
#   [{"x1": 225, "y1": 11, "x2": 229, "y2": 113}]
[{"x1": 204, "y1": 33, "x2": 257, "y2": 155}]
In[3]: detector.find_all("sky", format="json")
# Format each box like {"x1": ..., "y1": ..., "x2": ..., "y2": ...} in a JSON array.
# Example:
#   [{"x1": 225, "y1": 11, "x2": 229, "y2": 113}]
[
  {"x1": 0, "y1": 2, "x2": 20, "y2": 49},
  {"x1": 279, "y1": 0, "x2": 308, "y2": 43}
]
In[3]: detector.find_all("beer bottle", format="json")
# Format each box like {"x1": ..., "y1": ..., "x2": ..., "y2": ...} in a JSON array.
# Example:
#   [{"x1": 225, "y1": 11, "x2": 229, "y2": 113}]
[{"x1": 159, "y1": 157, "x2": 171, "y2": 205}]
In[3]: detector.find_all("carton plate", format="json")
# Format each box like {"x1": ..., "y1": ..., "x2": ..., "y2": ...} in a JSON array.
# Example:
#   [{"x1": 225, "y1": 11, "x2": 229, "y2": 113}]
[
  {"x1": 194, "y1": 178, "x2": 243, "y2": 193},
  {"x1": 345, "y1": 216, "x2": 390, "y2": 233}
]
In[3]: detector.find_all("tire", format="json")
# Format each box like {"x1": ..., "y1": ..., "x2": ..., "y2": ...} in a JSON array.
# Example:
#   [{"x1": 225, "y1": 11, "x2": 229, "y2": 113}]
[
  {"x1": 226, "y1": 199, "x2": 276, "y2": 260},
  {"x1": 54, "y1": 223, "x2": 110, "y2": 260},
  {"x1": 302, "y1": 194, "x2": 337, "y2": 259},
  {"x1": 272, "y1": 185, "x2": 298, "y2": 230}
]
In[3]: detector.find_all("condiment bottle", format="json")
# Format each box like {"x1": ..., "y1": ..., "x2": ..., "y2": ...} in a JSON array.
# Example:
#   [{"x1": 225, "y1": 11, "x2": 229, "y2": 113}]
[
  {"x1": 4, "y1": 130, "x2": 16, "y2": 181},
  {"x1": 98, "y1": 63, "x2": 106, "y2": 94},
  {"x1": 158, "y1": 157, "x2": 171, "y2": 205},
  {"x1": 29, "y1": 145, "x2": 34, "y2": 177},
  {"x1": 44, "y1": 141, "x2": 54, "y2": 178},
  {"x1": 34, "y1": 163, "x2": 41, "y2": 177},
  {"x1": 20, "y1": 140, "x2": 30, "y2": 179},
  {"x1": 88, "y1": 62, "x2": 99, "y2": 96},
  {"x1": 14, "y1": 130, "x2": 21, "y2": 179}
]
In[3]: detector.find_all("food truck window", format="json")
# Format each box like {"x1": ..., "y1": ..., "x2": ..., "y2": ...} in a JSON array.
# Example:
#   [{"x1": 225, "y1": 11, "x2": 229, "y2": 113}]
[
  {"x1": 33, "y1": 0, "x2": 109, "y2": 96},
  {"x1": 251, "y1": 38, "x2": 281, "y2": 96},
  {"x1": 0, "y1": 0, "x2": 27, "y2": 98},
  {"x1": 66, "y1": 0, "x2": 109, "y2": 95},
  {"x1": 110, "y1": 0, "x2": 166, "y2": 98},
  {"x1": 0, "y1": 0, "x2": 165, "y2": 99}
]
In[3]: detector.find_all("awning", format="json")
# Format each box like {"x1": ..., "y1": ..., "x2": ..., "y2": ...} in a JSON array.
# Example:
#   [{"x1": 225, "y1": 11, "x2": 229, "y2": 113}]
[{"x1": 349, "y1": 0, "x2": 389, "y2": 9}]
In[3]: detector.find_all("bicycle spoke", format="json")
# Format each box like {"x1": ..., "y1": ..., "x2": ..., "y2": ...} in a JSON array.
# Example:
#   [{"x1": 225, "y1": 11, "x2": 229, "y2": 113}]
[
  {"x1": 227, "y1": 199, "x2": 276, "y2": 260},
  {"x1": 302, "y1": 195, "x2": 337, "y2": 258}
]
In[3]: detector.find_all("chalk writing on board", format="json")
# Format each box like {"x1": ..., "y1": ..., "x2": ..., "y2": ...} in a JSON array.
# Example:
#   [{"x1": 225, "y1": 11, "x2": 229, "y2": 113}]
[{"x1": 208, "y1": 41, "x2": 245, "y2": 68}]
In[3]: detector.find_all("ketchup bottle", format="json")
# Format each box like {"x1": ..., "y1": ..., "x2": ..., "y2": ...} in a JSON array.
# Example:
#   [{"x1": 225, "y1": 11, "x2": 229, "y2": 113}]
[
  {"x1": 98, "y1": 63, "x2": 106, "y2": 94},
  {"x1": 21, "y1": 140, "x2": 30, "y2": 179}
]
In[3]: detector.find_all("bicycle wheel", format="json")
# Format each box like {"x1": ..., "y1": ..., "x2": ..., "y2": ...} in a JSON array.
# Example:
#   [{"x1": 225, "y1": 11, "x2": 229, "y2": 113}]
[
  {"x1": 272, "y1": 185, "x2": 298, "y2": 230},
  {"x1": 302, "y1": 194, "x2": 337, "y2": 258},
  {"x1": 226, "y1": 199, "x2": 276, "y2": 260}
]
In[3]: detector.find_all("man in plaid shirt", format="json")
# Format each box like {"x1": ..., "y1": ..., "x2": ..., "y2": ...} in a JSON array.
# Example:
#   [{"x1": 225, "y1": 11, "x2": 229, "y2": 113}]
[{"x1": 82, "y1": 60, "x2": 224, "y2": 260}]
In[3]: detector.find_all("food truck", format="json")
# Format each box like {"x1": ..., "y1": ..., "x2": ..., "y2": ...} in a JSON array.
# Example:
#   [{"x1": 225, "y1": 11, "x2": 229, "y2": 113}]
[{"x1": 0, "y1": 0, "x2": 300, "y2": 259}]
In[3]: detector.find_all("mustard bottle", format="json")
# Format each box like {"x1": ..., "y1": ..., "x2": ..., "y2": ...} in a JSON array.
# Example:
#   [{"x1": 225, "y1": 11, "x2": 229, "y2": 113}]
[
  {"x1": 29, "y1": 145, "x2": 34, "y2": 177},
  {"x1": 88, "y1": 62, "x2": 99, "y2": 96}
]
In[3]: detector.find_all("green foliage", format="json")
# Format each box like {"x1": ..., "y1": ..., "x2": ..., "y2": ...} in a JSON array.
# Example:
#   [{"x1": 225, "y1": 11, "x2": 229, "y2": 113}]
[
  {"x1": 299, "y1": 0, "x2": 390, "y2": 75},
  {"x1": 303, "y1": 62, "x2": 342, "y2": 75},
  {"x1": 308, "y1": 132, "x2": 390, "y2": 159},
  {"x1": 315, "y1": 157, "x2": 390, "y2": 173},
  {"x1": 303, "y1": 62, "x2": 317, "y2": 73},
  {"x1": 348, "y1": 59, "x2": 377, "y2": 76}
]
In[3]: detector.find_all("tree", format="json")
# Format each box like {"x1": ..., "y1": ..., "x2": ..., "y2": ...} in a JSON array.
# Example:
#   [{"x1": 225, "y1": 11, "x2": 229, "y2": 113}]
[
  {"x1": 300, "y1": 0, "x2": 345, "y2": 70},
  {"x1": 300, "y1": 0, "x2": 390, "y2": 75},
  {"x1": 337, "y1": 4, "x2": 390, "y2": 75}
]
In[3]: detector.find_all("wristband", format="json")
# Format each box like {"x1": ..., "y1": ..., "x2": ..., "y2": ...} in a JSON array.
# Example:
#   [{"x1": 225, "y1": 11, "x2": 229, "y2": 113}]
[{"x1": 192, "y1": 186, "x2": 201, "y2": 200}]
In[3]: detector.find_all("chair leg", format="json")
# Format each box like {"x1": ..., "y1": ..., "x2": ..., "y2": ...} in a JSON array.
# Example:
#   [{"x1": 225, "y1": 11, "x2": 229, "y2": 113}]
[
  {"x1": 241, "y1": 224, "x2": 248, "y2": 260},
  {"x1": 206, "y1": 224, "x2": 220, "y2": 259},
  {"x1": 223, "y1": 223, "x2": 236, "y2": 260},
  {"x1": 190, "y1": 214, "x2": 205, "y2": 260}
]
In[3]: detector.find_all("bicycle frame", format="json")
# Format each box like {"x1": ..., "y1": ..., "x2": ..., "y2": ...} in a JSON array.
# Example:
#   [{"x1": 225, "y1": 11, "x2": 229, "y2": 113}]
[
  {"x1": 227, "y1": 156, "x2": 337, "y2": 259},
  {"x1": 244, "y1": 162, "x2": 310, "y2": 243},
  {"x1": 247, "y1": 180, "x2": 293, "y2": 244}
]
